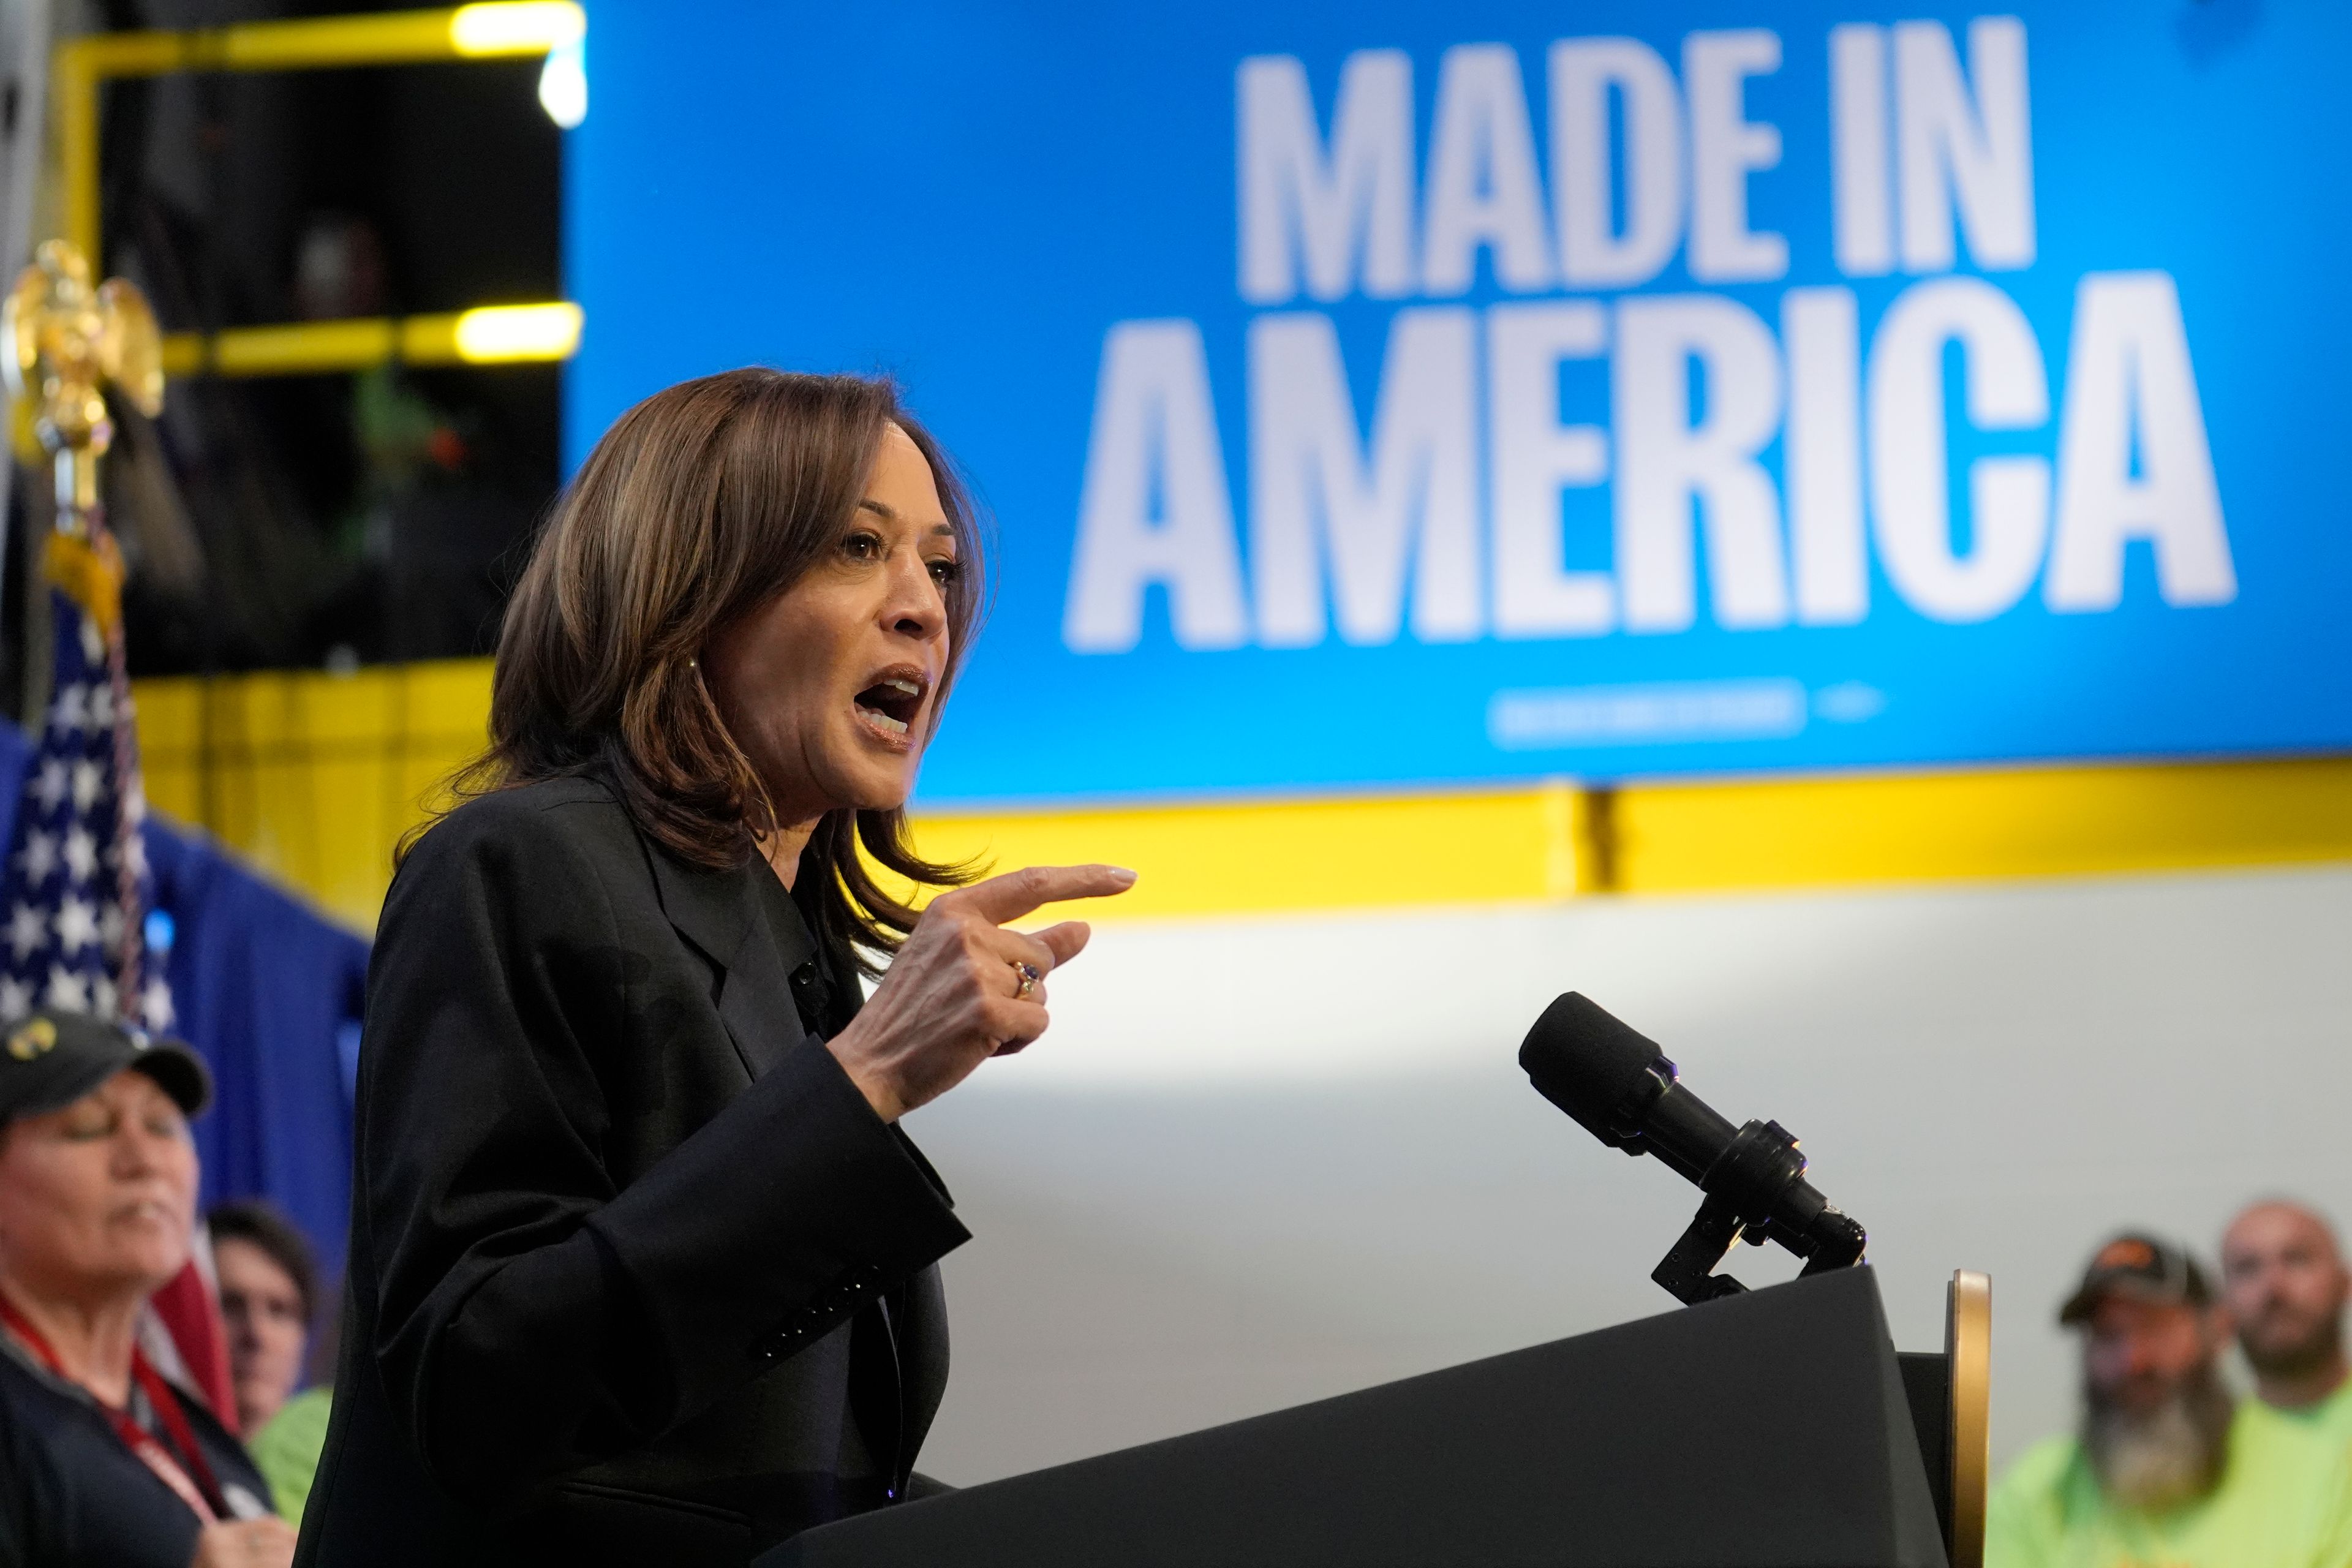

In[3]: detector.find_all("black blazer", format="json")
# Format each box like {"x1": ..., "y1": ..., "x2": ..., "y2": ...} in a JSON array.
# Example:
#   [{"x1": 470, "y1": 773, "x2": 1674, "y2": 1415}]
[{"x1": 295, "y1": 775, "x2": 970, "y2": 1568}]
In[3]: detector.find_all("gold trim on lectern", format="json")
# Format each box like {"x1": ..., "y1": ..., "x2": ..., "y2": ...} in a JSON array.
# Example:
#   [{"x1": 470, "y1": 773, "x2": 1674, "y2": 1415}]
[{"x1": 1946, "y1": 1269, "x2": 1992, "y2": 1568}]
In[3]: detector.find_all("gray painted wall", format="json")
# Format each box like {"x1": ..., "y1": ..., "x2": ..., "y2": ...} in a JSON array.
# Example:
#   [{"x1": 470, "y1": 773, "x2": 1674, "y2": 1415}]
[{"x1": 901, "y1": 863, "x2": 2352, "y2": 1486}]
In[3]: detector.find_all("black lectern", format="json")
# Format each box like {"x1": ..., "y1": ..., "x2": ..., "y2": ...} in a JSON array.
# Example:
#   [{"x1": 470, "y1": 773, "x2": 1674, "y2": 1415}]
[{"x1": 764, "y1": 1267, "x2": 1954, "y2": 1568}]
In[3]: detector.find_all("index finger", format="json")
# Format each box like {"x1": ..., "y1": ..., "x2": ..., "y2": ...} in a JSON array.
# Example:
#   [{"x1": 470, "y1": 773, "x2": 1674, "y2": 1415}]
[{"x1": 947, "y1": 864, "x2": 1136, "y2": 926}]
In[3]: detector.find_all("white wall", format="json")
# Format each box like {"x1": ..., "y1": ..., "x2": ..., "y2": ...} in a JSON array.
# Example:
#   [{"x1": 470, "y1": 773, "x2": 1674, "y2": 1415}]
[{"x1": 903, "y1": 862, "x2": 2352, "y2": 1485}]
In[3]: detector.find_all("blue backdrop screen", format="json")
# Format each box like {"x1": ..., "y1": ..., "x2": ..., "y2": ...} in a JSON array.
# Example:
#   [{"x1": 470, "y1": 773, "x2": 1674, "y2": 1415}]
[{"x1": 568, "y1": 1, "x2": 2346, "y2": 803}]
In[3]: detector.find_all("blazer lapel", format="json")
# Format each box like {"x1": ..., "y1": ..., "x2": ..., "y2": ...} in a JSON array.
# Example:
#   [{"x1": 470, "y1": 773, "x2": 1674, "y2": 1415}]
[{"x1": 644, "y1": 842, "x2": 810, "y2": 1081}]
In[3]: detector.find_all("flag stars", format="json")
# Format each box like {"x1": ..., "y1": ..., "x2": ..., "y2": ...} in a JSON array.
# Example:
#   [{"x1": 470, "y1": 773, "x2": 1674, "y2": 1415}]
[
  {"x1": 4, "y1": 904, "x2": 44, "y2": 963},
  {"x1": 18, "y1": 832, "x2": 57, "y2": 884},
  {"x1": 4, "y1": 609, "x2": 170, "y2": 1041},
  {"x1": 69, "y1": 761, "x2": 102, "y2": 815},
  {"x1": 48, "y1": 685, "x2": 88, "y2": 734},
  {"x1": 42, "y1": 965, "x2": 88, "y2": 1014},
  {"x1": 61, "y1": 827, "x2": 98, "y2": 885},
  {"x1": 53, "y1": 895, "x2": 99, "y2": 956},
  {"x1": 31, "y1": 760, "x2": 68, "y2": 814}
]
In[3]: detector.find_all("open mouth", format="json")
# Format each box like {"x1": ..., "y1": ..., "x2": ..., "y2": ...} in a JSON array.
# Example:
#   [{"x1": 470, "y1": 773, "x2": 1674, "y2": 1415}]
[{"x1": 853, "y1": 672, "x2": 927, "y2": 740}]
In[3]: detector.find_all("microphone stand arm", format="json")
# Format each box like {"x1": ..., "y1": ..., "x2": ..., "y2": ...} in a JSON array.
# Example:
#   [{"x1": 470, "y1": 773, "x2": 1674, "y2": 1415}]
[
  {"x1": 1653, "y1": 1193, "x2": 1753, "y2": 1305},
  {"x1": 1635, "y1": 1095, "x2": 1869, "y2": 1307}
]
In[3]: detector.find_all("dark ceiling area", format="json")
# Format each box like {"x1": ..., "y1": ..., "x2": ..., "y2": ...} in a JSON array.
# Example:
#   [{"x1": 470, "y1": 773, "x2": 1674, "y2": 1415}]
[{"x1": 51, "y1": 0, "x2": 565, "y2": 681}]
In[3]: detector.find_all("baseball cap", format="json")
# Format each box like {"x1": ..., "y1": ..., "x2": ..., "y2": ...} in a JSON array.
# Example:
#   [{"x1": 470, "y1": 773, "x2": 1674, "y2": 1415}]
[
  {"x1": 0, "y1": 1011, "x2": 211, "y2": 1127},
  {"x1": 2058, "y1": 1232, "x2": 2214, "y2": 1325}
]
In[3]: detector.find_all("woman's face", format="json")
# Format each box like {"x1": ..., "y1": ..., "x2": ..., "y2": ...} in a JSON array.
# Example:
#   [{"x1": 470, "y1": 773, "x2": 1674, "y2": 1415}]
[
  {"x1": 0, "y1": 1070, "x2": 196, "y2": 1306},
  {"x1": 706, "y1": 423, "x2": 962, "y2": 824}
]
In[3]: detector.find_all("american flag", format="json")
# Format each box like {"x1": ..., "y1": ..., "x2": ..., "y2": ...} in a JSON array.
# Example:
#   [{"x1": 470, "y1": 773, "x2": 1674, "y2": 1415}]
[{"x1": 0, "y1": 530, "x2": 169, "y2": 1033}]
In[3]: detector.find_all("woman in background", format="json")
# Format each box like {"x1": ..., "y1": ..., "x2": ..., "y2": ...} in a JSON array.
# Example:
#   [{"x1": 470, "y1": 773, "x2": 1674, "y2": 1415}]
[
  {"x1": 297, "y1": 370, "x2": 1131, "y2": 1567},
  {"x1": 0, "y1": 1011, "x2": 294, "y2": 1568}
]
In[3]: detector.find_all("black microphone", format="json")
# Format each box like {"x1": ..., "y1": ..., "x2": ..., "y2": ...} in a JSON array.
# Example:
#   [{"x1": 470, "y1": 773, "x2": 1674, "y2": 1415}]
[{"x1": 1518, "y1": 992, "x2": 1866, "y2": 1305}]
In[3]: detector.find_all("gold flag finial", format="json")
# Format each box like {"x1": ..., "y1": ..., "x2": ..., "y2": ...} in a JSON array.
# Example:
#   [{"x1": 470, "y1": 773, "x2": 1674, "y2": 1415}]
[{"x1": 0, "y1": 239, "x2": 164, "y2": 529}]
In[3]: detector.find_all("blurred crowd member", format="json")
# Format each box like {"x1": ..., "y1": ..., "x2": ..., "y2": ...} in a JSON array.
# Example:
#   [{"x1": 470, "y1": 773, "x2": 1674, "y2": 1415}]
[
  {"x1": 1986, "y1": 1233, "x2": 2352, "y2": 1568},
  {"x1": 209, "y1": 1200, "x2": 334, "y2": 1523},
  {"x1": 209, "y1": 1202, "x2": 318, "y2": 1436},
  {"x1": 2223, "y1": 1200, "x2": 2352, "y2": 1433},
  {"x1": 0, "y1": 1012, "x2": 295, "y2": 1567}
]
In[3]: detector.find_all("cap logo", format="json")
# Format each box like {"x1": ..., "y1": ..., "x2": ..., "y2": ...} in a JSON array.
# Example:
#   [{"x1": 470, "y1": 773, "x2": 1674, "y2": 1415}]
[
  {"x1": 2096, "y1": 1238, "x2": 2157, "y2": 1270},
  {"x1": 6, "y1": 1019, "x2": 56, "y2": 1061}
]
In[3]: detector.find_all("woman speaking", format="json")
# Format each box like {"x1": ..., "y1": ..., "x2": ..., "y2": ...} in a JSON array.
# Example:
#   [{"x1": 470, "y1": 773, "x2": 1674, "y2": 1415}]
[{"x1": 296, "y1": 370, "x2": 1131, "y2": 1567}]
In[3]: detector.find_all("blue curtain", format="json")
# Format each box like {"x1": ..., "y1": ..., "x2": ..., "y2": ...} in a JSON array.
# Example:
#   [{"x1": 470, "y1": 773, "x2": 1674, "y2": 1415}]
[{"x1": 0, "y1": 720, "x2": 366, "y2": 1275}]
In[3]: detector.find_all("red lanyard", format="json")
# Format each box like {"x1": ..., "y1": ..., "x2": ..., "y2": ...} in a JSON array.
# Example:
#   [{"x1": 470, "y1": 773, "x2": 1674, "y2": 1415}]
[{"x1": 0, "y1": 1289, "x2": 225, "y2": 1523}]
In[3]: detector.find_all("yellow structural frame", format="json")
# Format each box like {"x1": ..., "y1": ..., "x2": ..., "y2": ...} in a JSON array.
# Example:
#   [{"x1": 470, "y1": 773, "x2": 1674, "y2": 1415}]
[
  {"x1": 52, "y1": 3, "x2": 585, "y2": 377},
  {"x1": 130, "y1": 658, "x2": 2352, "y2": 935}
]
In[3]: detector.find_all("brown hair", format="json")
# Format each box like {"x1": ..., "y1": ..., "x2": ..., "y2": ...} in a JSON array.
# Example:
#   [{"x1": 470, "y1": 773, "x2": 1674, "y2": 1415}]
[
  {"x1": 208, "y1": 1199, "x2": 322, "y2": 1327},
  {"x1": 439, "y1": 368, "x2": 984, "y2": 973}
]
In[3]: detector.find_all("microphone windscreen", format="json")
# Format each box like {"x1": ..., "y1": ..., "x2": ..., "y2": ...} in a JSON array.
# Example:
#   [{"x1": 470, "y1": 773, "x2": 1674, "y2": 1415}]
[{"x1": 1518, "y1": 992, "x2": 1665, "y2": 1144}]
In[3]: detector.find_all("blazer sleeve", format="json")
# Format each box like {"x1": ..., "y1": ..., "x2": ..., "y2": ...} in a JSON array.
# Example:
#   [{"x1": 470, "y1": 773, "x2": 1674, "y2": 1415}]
[{"x1": 355, "y1": 794, "x2": 969, "y2": 1516}]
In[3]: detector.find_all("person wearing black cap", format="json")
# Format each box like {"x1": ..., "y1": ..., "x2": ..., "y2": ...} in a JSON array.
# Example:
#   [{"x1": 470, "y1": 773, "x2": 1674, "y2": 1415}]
[
  {"x1": 1985, "y1": 1231, "x2": 2352, "y2": 1568},
  {"x1": 0, "y1": 1011, "x2": 294, "y2": 1568}
]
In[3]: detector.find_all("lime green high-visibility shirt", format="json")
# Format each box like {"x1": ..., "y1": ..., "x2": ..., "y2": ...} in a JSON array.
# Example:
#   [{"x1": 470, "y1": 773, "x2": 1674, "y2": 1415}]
[
  {"x1": 2270, "y1": 1377, "x2": 2352, "y2": 1450},
  {"x1": 250, "y1": 1387, "x2": 334, "y2": 1526},
  {"x1": 1986, "y1": 1397, "x2": 2352, "y2": 1568}
]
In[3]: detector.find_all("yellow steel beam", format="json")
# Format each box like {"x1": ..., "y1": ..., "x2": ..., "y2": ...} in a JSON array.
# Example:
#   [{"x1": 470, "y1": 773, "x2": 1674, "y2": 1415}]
[
  {"x1": 894, "y1": 755, "x2": 2352, "y2": 920},
  {"x1": 54, "y1": 2, "x2": 582, "y2": 276},
  {"x1": 136, "y1": 663, "x2": 2352, "y2": 933},
  {"x1": 1604, "y1": 753, "x2": 2352, "y2": 893},
  {"x1": 130, "y1": 652, "x2": 2352, "y2": 932},
  {"x1": 157, "y1": 303, "x2": 581, "y2": 377},
  {"x1": 53, "y1": 44, "x2": 100, "y2": 265},
  {"x1": 60, "y1": 3, "x2": 578, "y2": 78}
]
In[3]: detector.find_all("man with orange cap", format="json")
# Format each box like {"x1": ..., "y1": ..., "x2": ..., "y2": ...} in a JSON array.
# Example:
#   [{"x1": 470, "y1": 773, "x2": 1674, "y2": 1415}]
[{"x1": 1986, "y1": 1231, "x2": 2352, "y2": 1568}]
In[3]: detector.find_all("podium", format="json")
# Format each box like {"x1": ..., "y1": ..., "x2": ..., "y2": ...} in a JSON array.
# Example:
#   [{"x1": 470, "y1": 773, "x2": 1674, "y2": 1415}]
[{"x1": 764, "y1": 1266, "x2": 1985, "y2": 1568}]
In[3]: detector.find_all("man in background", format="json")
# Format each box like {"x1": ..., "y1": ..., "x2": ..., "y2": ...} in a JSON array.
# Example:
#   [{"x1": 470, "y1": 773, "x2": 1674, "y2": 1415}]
[
  {"x1": 210, "y1": 1201, "x2": 317, "y2": 1436},
  {"x1": 2222, "y1": 1200, "x2": 2352, "y2": 1436},
  {"x1": 1985, "y1": 1232, "x2": 2352, "y2": 1567},
  {"x1": 209, "y1": 1201, "x2": 333, "y2": 1523}
]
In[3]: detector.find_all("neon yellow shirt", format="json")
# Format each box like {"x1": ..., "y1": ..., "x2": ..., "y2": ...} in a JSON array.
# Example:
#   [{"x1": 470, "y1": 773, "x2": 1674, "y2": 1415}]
[
  {"x1": 249, "y1": 1387, "x2": 333, "y2": 1525},
  {"x1": 1986, "y1": 1397, "x2": 2352, "y2": 1568},
  {"x1": 2269, "y1": 1377, "x2": 2352, "y2": 1450}
]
